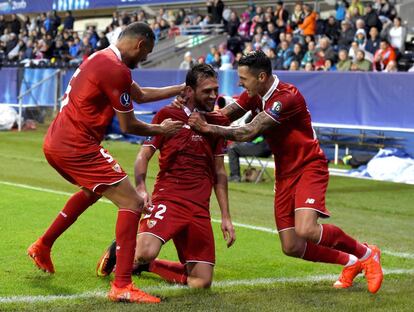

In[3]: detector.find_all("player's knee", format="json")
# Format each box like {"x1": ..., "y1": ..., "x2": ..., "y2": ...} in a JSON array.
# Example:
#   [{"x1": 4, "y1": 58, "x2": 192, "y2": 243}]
[
  {"x1": 135, "y1": 241, "x2": 158, "y2": 262},
  {"x1": 187, "y1": 277, "x2": 212, "y2": 289},
  {"x1": 281, "y1": 242, "x2": 302, "y2": 258},
  {"x1": 295, "y1": 224, "x2": 318, "y2": 241}
]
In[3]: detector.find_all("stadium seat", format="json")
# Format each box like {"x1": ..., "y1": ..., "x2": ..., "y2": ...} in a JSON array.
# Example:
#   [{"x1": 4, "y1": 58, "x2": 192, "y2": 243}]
[{"x1": 242, "y1": 155, "x2": 274, "y2": 183}]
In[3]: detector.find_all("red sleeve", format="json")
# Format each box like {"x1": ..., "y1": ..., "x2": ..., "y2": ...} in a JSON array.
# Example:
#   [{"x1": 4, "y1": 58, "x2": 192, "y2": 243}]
[
  {"x1": 214, "y1": 137, "x2": 226, "y2": 156},
  {"x1": 234, "y1": 91, "x2": 261, "y2": 112},
  {"x1": 143, "y1": 111, "x2": 165, "y2": 149},
  {"x1": 99, "y1": 66, "x2": 133, "y2": 113}
]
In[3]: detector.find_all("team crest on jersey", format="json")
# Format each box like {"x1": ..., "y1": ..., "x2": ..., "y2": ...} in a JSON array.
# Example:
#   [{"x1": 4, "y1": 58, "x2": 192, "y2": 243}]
[
  {"x1": 112, "y1": 163, "x2": 122, "y2": 173},
  {"x1": 119, "y1": 92, "x2": 131, "y2": 107},
  {"x1": 147, "y1": 219, "x2": 157, "y2": 228}
]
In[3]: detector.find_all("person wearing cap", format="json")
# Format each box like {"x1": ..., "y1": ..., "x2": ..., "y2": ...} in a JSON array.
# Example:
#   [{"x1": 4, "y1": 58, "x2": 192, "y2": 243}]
[{"x1": 337, "y1": 19, "x2": 355, "y2": 50}]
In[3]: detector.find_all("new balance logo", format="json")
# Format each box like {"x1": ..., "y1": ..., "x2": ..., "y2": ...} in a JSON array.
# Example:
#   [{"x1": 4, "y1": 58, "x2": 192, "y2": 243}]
[{"x1": 305, "y1": 198, "x2": 315, "y2": 204}]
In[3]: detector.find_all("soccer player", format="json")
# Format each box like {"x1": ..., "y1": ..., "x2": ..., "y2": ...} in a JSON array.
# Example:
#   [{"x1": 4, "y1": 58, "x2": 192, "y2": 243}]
[
  {"x1": 27, "y1": 22, "x2": 185, "y2": 303},
  {"x1": 96, "y1": 64, "x2": 236, "y2": 288},
  {"x1": 188, "y1": 50, "x2": 383, "y2": 293}
]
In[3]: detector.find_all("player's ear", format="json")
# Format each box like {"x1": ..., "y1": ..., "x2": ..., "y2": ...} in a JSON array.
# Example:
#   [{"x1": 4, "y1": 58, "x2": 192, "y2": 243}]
[
  {"x1": 258, "y1": 71, "x2": 267, "y2": 82},
  {"x1": 184, "y1": 86, "x2": 193, "y2": 98}
]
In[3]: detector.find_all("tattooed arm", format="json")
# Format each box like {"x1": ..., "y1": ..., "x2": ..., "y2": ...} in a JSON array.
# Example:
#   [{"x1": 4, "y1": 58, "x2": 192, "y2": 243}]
[
  {"x1": 219, "y1": 101, "x2": 247, "y2": 122},
  {"x1": 188, "y1": 111, "x2": 277, "y2": 142}
]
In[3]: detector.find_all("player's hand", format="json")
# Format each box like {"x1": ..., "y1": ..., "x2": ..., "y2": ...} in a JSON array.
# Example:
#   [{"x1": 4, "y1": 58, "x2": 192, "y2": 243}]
[
  {"x1": 188, "y1": 112, "x2": 210, "y2": 133},
  {"x1": 221, "y1": 217, "x2": 236, "y2": 248},
  {"x1": 171, "y1": 94, "x2": 187, "y2": 109},
  {"x1": 136, "y1": 187, "x2": 152, "y2": 211},
  {"x1": 160, "y1": 118, "x2": 183, "y2": 137}
]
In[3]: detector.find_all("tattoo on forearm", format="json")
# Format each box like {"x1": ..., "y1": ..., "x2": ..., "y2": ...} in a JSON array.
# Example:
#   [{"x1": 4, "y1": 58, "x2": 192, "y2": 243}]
[{"x1": 210, "y1": 112, "x2": 275, "y2": 141}]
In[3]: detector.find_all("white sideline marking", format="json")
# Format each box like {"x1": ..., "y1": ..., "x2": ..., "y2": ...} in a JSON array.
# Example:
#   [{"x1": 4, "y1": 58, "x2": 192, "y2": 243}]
[
  {"x1": 1, "y1": 180, "x2": 413, "y2": 261},
  {"x1": 0, "y1": 269, "x2": 413, "y2": 304}
]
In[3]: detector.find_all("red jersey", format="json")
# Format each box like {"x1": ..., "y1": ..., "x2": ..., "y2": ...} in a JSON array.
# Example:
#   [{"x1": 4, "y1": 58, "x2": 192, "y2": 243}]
[
  {"x1": 235, "y1": 76, "x2": 326, "y2": 178},
  {"x1": 144, "y1": 106, "x2": 228, "y2": 211},
  {"x1": 44, "y1": 45, "x2": 133, "y2": 154}
]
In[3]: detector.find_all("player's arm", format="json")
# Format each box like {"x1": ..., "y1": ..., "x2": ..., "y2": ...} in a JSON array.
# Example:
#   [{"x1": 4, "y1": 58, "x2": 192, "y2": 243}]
[
  {"x1": 131, "y1": 81, "x2": 185, "y2": 104},
  {"x1": 214, "y1": 156, "x2": 236, "y2": 248},
  {"x1": 219, "y1": 101, "x2": 247, "y2": 122},
  {"x1": 135, "y1": 145, "x2": 156, "y2": 208},
  {"x1": 189, "y1": 111, "x2": 276, "y2": 142},
  {"x1": 116, "y1": 110, "x2": 183, "y2": 136}
]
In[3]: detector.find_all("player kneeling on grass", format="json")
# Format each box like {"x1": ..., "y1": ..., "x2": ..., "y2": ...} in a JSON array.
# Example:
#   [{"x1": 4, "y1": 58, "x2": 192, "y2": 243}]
[
  {"x1": 188, "y1": 51, "x2": 383, "y2": 294},
  {"x1": 97, "y1": 64, "x2": 236, "y2": 288}
]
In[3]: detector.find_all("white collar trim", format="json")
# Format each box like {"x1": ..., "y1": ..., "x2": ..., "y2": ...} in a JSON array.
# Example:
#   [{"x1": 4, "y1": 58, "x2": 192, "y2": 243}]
[
  {"x1": 183, "y1": 106, "x2": 192, "y2": 116},
  {"x1": 109, "y1": 44, "x2": 122, "y2": 61},
  {"x1": 262, "y1": 75, "x2": 279, "y2": 104}
]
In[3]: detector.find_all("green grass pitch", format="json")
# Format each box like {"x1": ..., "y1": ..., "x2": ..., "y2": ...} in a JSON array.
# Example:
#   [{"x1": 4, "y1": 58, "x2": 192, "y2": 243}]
[{"x1": 0, "y1": 126, "x2": 413, "y2": 311}]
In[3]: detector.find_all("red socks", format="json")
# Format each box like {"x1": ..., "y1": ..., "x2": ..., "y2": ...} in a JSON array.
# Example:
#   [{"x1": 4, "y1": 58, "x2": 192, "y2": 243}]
[
  {"x1": 319, "y1": 224, "x2": 367, "y2": 258},
  {"x1": 303, "y1": 241, "x2": 349, "y2": 265},
  {"x1": 114, "y1": 209, "x2": 140, "y2": 288},
  {"x1": 41, "y1": 191, "x2": 99, "y2": 247},
  {"x1": 149, "y1": 259, "x2": 188, "y2": 284}
]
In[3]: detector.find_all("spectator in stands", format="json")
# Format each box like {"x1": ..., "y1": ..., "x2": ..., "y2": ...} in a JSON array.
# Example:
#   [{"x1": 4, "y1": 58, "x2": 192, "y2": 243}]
[
  {"x1": 227, "y1": 11, "x2": 240, "y2": 37},
  {"x1": 0, "y1": 15, "x2": 6, "y2": 35},
  {"x1": 228, "y1": 136, "x2": 272, "y2": 182},
  {"x1": 210, "y1": 51, "x2": 221, "y2": 69},
  {"x1": 96, "y1": 31, "x2": 110, "y2": 50},
  {"x1": 289, "y1": 2, "x2": 305, "y2": 30},
  {"x1": 304, "y1": 61, "x2": 314, "y2": 71},
  {"x1": 335, "y1": 0, "x2": 348, "y2": 22},
  {"x1": 205, "y1": 45, "x2": 217, "y2": 65},
  {"x1": 10, "y1": 14, "x2": 21, "y2": 35},
  {"x1": 168, "y1": 21, "x2": 180, "y2": 38},
  {"x1": 373, "y1": 39, "x2": 396, "y2": 71},
  {"x1": 348, "y1": 0, "x2": 364, "y2": 16},
  {"x1": 365, "y1": 27, "x2": 381, "y2": 55},
  {"x1": 207, "y1": 0, "x2": 224, "y2": 24},
  {"x1": 175, "y1": 9, "x2": 186, "y2": 25},
  {"x1": 7, "y1": 39, "x2": 24, "y2": 61},
  {"x1": 291, "y1": 43, "x2": 304, "y2": 64},
  {"x1": 298, "y1": 4, "x2": 316, "y2": 36},
  {"x1": 325, "y1": 16, "x2": 340, "y2": 46},
  {"x1": 275, "y1": 40, "x2": 293, "y2": 70},
  {"x1": 218, "y1": 42, "x2": 234, "y2": 65},
  {"x1": 314, "y1": 37, "x2": 336, "y2": 69},
  {"x1": 363, "y1": 4, "x2": 382, "y2": 33},
  {"x1": 315, "y1": 12, "x2": 326, "y2": 37},
  {"x1": 180, "y1": 51, "x2": 195, "y2": 70},
  {"x1": 388, "y1": 17, "x2": 406, "y2": 52},
  {"x1": 323, "y1": 58, "x2": 337, "y2": 71},
  {"x1": 336, "y1": 49, "x2": 352, "y2": 71},
  {"x1": 275, "y1": 1, "x2": 289, "y2": 24},
  {"x1": 337, "y1": 19, "x2": 355, "y2": 50},
  {"x1": 301, "y1": 41, "x2": 316, "y2": 68},
  {"x1": 63, "y1": 11, "x2": 75, "y2": 30},
  {"x1": 354, "y1": 28, "x2": 367, "y2": 50},
  {"x1": 351, "y1": 49, "x2": 372, "y2": 71},
  {"x1": 289, "y1": 60, "x2": 300, "y2": 71}
]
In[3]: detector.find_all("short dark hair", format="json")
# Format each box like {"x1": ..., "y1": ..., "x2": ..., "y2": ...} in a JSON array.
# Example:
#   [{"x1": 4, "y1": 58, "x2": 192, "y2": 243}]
[
  {"x1": 238, "y1": 50, "x2": 272, "y2": 76},
  {"x1": 186, "y1": 64, "x2": 217, "y2": 89},
  {"x1": 118, "y1": 22, "x2": 155, "y2": 41}
]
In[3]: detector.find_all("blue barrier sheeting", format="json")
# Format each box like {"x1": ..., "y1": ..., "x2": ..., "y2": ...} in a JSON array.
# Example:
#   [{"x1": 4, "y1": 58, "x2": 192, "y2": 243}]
[
  {"x1": 2, "y1": 69, "x2": 414, "y2": 130},
  {"x1": 0, "y1": 68, "x2": 17, "y2": 104}
]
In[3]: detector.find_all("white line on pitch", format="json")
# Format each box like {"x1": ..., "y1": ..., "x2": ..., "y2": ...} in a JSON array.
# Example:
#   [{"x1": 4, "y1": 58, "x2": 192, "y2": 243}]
[
  {"x1": 1, "y1": 180, "x2": 413, "y2": 261},
  {"x1": 0, "y1": 269, "x2": 413, "y2": 304}
]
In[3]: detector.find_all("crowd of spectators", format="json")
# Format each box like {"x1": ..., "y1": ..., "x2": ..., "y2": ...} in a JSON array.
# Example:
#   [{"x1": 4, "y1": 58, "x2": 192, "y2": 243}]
[
  {"x1": 201, "y1": 0, "x2": 411, "y2": 72},
  {"x1": 0, "y1": 0, "x2": 412, "y2": 71}
]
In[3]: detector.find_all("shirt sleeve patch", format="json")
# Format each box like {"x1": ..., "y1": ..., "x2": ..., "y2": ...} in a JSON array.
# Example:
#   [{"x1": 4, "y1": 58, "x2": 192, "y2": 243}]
[
  {"x1": 119, "y1": 92, "x2": 131, "y2": 107},
  {"x1": 266, "y1": 101, "x2": 282, "y2": 120}
]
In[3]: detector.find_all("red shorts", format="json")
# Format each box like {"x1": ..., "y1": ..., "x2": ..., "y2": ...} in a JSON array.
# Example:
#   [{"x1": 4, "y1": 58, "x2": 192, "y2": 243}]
[
  {"x1": 274, "y1": 159, "x2": 330, "y2": 232},
  {"x1": 138, "y1": 200, "x2": 215, "y2": 265},
  {"x1": 44, "y1": 146, "x2": 127, "y2": 194}
]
